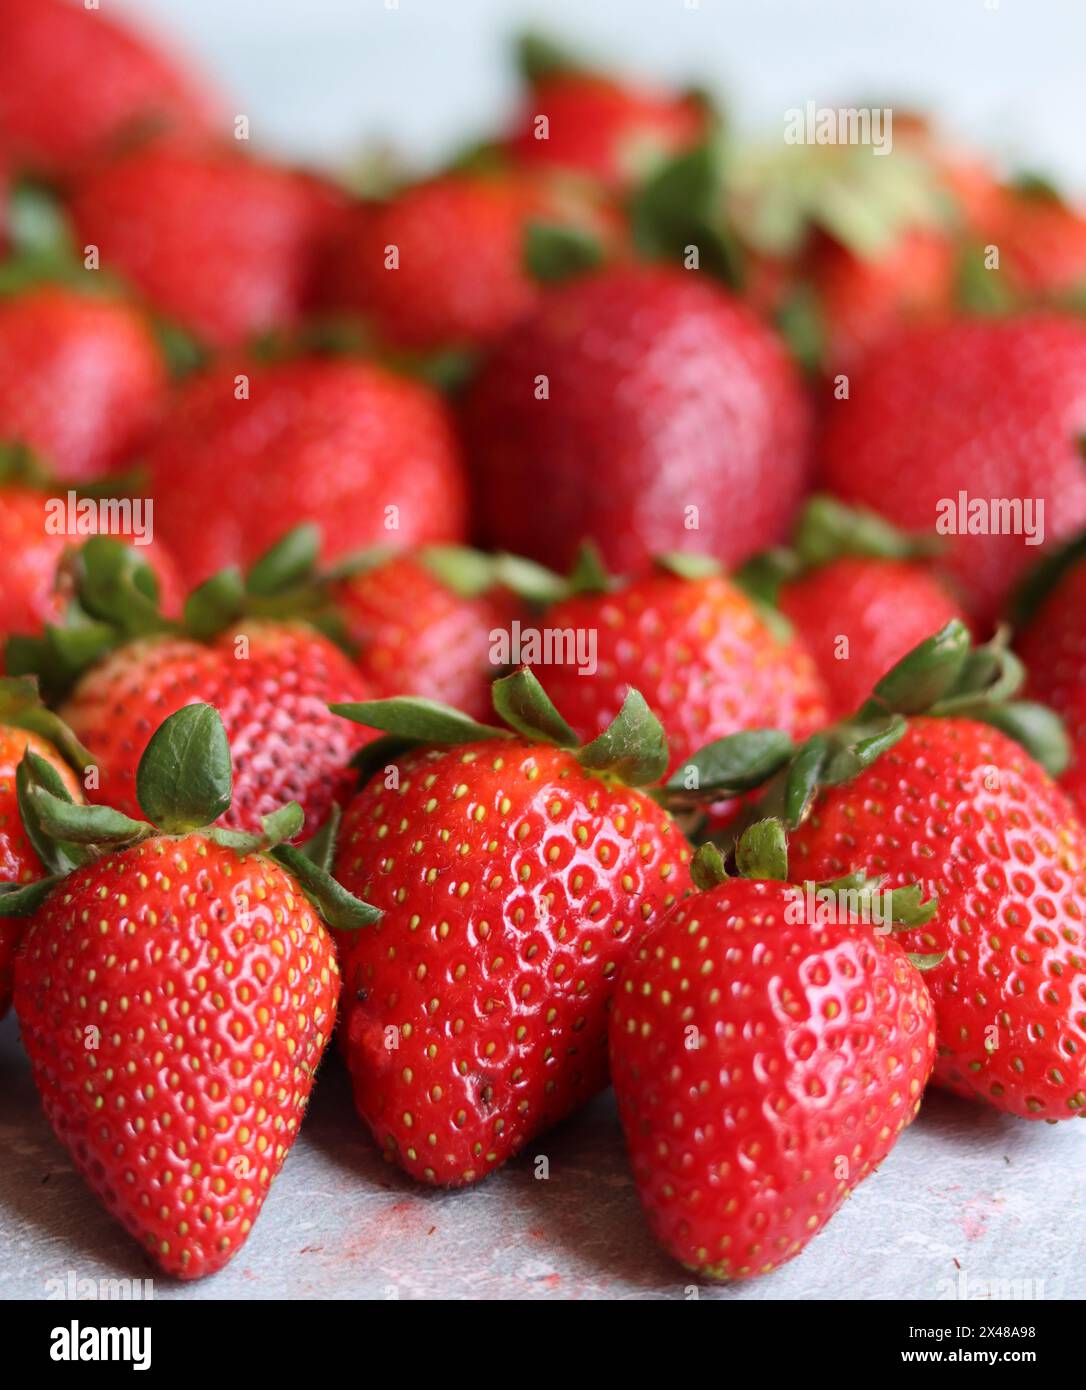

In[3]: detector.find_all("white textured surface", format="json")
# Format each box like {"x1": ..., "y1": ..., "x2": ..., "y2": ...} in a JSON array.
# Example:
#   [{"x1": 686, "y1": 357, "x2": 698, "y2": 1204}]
[{"x1": 2, "y1": 1012, "x2": 1083, "y2": 1300}]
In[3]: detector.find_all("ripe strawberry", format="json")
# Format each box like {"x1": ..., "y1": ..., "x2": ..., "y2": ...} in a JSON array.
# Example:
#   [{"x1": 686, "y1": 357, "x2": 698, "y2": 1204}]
[
  {"x1": 506, "y1": 35, "x2": 705, "y2": 191},
  {"x1": 751, "y1": 496, "x2": 967, "y2": 719},
  {"x1": 334, "y1": 547, "x2": 523, "y2": 721},
  {"x1": 0, "y1": 677, "x2": 88, "y2": 1015},
  {"x1": 985, "y1": 185, "x2": 1086, "y2": 301},
  {"x1": 807, "y1": 226, "x2": 956, "y2": 369},
  {"x1": 0, "y1": 0, "x2": 216, "y2": 179},
  {"x1": 0, "y1": 285, "x2": 166, "y2": 480},
  {"x1": 319, "y1": 169, "x2": 621, "y2": 355},
  {"x1": 70, "y1": 139, "x2": 347, "y2": 348},
  {"x1": 7, "y1": 532, "x2": 377, "y2": 837},
  {"x1": 144, "y1": 355, "x2": 468, "y2": 587},
  {"x1": 756, "y1": 620, "x2": 1086, "y2": 1122},
  {"x1": 463, "y1": 265, "x2": 811, "y2": 576},
  {"x1": 533, "y1": 555, "x2": 828, "y2": 777},
  {"x1": 8, "y1": 702, "x2": 374, "y2": 1278},
  {"x1": 821, "y1": 314, "x2": 1086, "y2": 623},
  {"x1": 1017, "y1": 545, "x2": 1086, "y2": 817},
  {"x1": 0, "y1": 473, "x2": 183, "y2": 646},
  {"x1": 330, "y1": 670, "x2": 695, "y2": 1185},
  {"x1": 610, "y1": 822, "x2": 936, "y2": 1279}
]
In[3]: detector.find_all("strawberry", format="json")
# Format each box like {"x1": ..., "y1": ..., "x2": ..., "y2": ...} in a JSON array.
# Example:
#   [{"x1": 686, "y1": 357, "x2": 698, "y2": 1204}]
[
  {"x1": 749, "y1": 620, "x2": 1086, "y2": 1122},
  {"x1": 610, "y1": 821, "x2": 936, "y2": 1280},
  {"x1": 1016, "y1": 541, "x2": 1086, "y2": 818},
  {"x1": 319, "y1": 169, "x2": 621, "y2": 355},
  {"x1": 330, "y1": 669, "x2": 698, "y2": 1185},
  {"x1": 0, "y1": 677, "x2": 88, "y2": 1014},
  {"x1": 334, "y1": 547, "x2": 525, "y2": 721},
  {"x1": 7, "y1": 531, "x2": 377, "y2": 837},
  {"x1": 144, "y1": 355, "x2": 468, "y2": 587},
  {"x1": 980, "y1": 183, "x2": 1086, "y2": 302},
  {"x1": 505, "y1": 34, "x2": 706, "y2": 192},
  {"x1": 7, "y1": 702, "x2": 374, "y2": 1278},
  {"x1": 70, "y1": 139, "x2": 347, "y2": 348},
  {"x1": 530, "y1": 553, "x2": 828, "y2": 779},
  {"x1": 805, "y1": 226, "x2": 956, "y2": 370},
  {"x1": 0, "y1": 453, "x2": 183, "y2": 645},
  {"x1": 462, "y1": 265, "x2": 811, "y2": 576},
  {"x1": 0, "y1": 285, "x2": 166, "y2": 480},
  {"x1": 748, "y1": 496, "x2": 967, "y2": 719},
  {"x1": 0, "y1": 0, "x2": 216, "y2": 179},
  {"x1": 820, "y1": 314, "x2": 1086, "y2": 624}
]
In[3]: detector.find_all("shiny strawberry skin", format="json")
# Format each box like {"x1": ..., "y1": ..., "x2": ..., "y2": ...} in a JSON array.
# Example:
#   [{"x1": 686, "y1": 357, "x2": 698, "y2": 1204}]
[
  {"x1": 335, "y1": 555, "x2": 519, "y2": 721},
  {"x1": 0, "y1": 0, "x2": 215, "y2": 178},
  {"x1": 0, "y1": 723, "x2": 81, "y2": 1015},
  {"x1": 821, "y1": 315, "x2": 1086, "y2": 624},
  {"x1": 321, "y1": 171, "x2": 621, "y2": 353},
  {"x1": 71, "y1": 141, "x2": 345, "y2": 348},
  {"x1": 0, "y1": 287, "x2": 166, "y2": 481},
  {"x1": 507, "y1": 73, "x2": 705, "y2": 190},
  {"x1": 778, "y1": 556, "x2": 966, "y2": 720},
  {"x1": 61, "y1": 623, "x2": 375, "y2": 836},
  {"x1": 463, "y1": 266, "x2": 812, "y2": 576},
  {"x1": 13, "y1": 833, "x2": 340, "y2": 1279},
  {"x1": 536, "y1": 572, "x2": 828, "y2": 774},
  {"x1": 610, "y1": 877, "x2": 935, "y2": 1280},
  {"x1": 333, "y1": 740, "x2": 693, "y2": 1185},
  {"x1": 145, "y1": 357, "x2": 468, "y2": 586},
  {"x1": 1018, "y1": 557, "x2": 1086, "y2": 818},
  {"x1": 0, "y1": 485, "x2": 183, "y2": 642},
  {"x1": 789, "y1": 718, "x2": 1086, "y2": 1121}
]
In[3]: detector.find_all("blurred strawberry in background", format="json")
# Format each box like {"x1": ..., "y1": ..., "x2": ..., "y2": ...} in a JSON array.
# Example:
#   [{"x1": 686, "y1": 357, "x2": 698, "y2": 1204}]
[{"x1": 0, "y1": 0, "x2": 218, "y2": 180}]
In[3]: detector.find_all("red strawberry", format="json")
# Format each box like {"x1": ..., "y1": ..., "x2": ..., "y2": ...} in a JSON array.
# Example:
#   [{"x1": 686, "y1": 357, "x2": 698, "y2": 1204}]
[
  {"x1": 610, "y1": 824, "x2": 936, "y2": 1279},
  {"x1": 821, "y1": 314, "x2": 1086, "y2": 624},
  {"x1": 506, "y1": 36, "x2": 705, "y2": 192},
  {"x1": 9, "y1": 703, "x2": 372, "y2": 1278},
  {"x1": 0, "y1": 677, "x2": 87, "y2": 1015},
  {"x1": 463, "y1": 265, "x2": 811, "y2": 576},
  {"x1": 330, "y1": 670, "x2": 694, "y2": 1185},
  {"x1": 334, "y1": 548, "x2": 522, "y2": 721},
  {"x1": 320, "y1": 170, "x2": 621, "y2": 354},
  {"x1": 808, "y1": 226, "x2": 956, "y2": 370},
  {"x1": 0, "y1": 286, "x2": 166, "y2": 480},
  {"x1": 988, "y1": 186, "x2": 1086, "y2": 300},
  {"x1": 759, "y1": 621, "x2": 1086, "y2": 1122},
  {"x1": 533, "y1": 557, "x2": 828, "y2": 777},
  {"x1": 0, "y1": 0, "x2": 216, "y2": 179},
  {"x1": 8, "y1": 533, "x2": 377, "y2": 837},
  {"x1": 779, "y1": 556, "x2": 964, "y2": 719},
  {"x1": 144, "y1": 356, "x2": 468, "y2": 587},
  {"x1": 0, "y1": 479, "x2": 183, "y2": 644},
  {"x1": 1017, "y1": 547, "x2": 1086, "y2": 817},
  {"x1": 70, "y1": 140, "x2": 346, "y2": 348},
  {"x1": 755, "y1": 496, "x2": 967, "y2": 720}
]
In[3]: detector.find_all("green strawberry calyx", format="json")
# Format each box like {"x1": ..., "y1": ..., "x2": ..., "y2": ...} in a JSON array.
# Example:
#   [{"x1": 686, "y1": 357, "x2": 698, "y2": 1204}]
[
  {"x1": 0, "y1": 675, "x2": 94, "y2": 776},
  {"x1": 691, "y1": 818, "x2": 942, "y2": 970},
  {"x1": 0, "y1": 703, "x2": 379, "y2": 931},
  {"x1": 736, "y1": 494, "x2": 945, "y2": 607},
  {"x1": 334, "y1": 666, "x2": 798, "y2": 811},
  {"x1": 697, "y1": 619, "x2": 1068, "y2": 840}
]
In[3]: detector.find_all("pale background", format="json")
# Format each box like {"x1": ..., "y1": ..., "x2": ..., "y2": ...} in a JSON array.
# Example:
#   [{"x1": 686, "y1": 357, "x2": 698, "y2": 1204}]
[
  {"x1": 3, "y1": 0, "x2": 1086, "y2": 1302},
  {"x1": 124, "y1": 0, "x2": 1086, "y2": 187}
]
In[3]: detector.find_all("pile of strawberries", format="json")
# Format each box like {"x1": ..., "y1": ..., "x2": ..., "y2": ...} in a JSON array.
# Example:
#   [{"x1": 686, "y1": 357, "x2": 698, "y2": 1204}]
[{"x1": 3, "y1": 0, "x2": 1086, "y2": 1288}]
